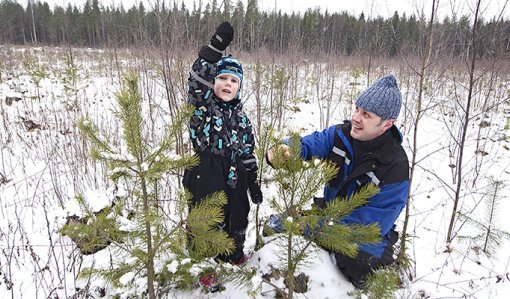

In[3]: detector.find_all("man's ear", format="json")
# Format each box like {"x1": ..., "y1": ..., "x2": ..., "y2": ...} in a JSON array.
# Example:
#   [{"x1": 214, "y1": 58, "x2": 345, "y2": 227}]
[{"x1": 383, "y1": 119, "x2": 395, "y2": 130}]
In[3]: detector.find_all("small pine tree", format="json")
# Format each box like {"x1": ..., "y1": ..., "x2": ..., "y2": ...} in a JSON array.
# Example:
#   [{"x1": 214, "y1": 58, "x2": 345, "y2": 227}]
[
  {"x1": 355, "y1": 266, "x2": 400, "y2": 299},
  {"x1": 264, "y1": 131, "x2": 381, "y2": 299},
  {"x1": 60, "y1": 50, "x2": 87, "y2": 111},
  {"x1": 22, "y1": 52, "x2": 48, "y2": 100},
  {"x1": 458, "y1": 177, "x2": 510, "y2": 256},
  {"x1": 65, "y1": 72, "x2": 235, "y2": 298}
]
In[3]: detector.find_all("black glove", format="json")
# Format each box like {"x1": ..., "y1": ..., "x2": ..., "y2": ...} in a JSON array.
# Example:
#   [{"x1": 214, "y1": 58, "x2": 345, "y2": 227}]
[
  {"x1": 211, "y1": 21, "x2": 234, "y2": 51},
  {"x1": 265, "y1": 151, "x2": 275, "y2": 169},
  {"x1": 199, "y1": 21, "x2": 234, "y2": 63},
  {"x1": 313, "y1": 197, "x2": 326, "y2": 209},
  {"x1": 247, "y1": 171, "x2": 263, "y2": 204}
]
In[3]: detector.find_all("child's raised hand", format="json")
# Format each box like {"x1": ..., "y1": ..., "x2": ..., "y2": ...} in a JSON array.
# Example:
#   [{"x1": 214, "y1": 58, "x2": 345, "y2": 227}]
[
  {"x1": 211, "y1": 22, "x2": 234, "y2": 51},
  {"x1": 199, "y1": 21, "x2": 234, "y2": 63}
]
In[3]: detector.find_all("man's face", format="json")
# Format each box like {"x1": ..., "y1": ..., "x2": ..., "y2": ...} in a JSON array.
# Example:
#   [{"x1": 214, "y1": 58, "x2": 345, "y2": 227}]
[
  {"x1": 350, "y1": 106, "x2": 394, "y2": 141},
  {"x1": 214, "y1": 74, "x2": 240, "y2": 102}
]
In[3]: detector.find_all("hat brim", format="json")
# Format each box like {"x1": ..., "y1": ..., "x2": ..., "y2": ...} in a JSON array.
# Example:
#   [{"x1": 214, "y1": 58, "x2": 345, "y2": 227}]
[{"x1": 216, "y1": 72, "x2": 242, "y2": 82}]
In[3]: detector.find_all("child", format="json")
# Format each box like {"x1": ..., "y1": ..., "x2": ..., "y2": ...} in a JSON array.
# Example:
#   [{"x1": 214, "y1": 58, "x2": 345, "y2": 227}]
[{"x1": 183, "y1": 22, "x2": 263, "y2": 266}]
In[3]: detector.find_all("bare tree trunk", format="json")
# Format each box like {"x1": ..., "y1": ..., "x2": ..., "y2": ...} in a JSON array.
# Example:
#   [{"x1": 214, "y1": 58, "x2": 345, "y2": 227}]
[
  {"x1": 29, "y1": 0, "x2": 38, "y2": 43},
  {"x1": 399, "y1": 0, "x2": 438, "y2": 262},
  {"x1": 254, "y1": 59, "x2": 262, "y2": 138},
  {"x1": 154, "y1": 2, "x2": 187, "y2": 157},
  {"x1": 446, "y1": 0, "x2": 482, "y2": 245},
  {"x1": 141, "y1": 177, "x2": 156, "y2": 299},
  {"x1": 286, "y1": 232, "x2": 295, "y2": 299}
]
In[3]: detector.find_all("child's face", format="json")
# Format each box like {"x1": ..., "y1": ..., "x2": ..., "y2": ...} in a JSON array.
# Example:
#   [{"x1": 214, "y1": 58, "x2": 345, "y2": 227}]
[{"x1": 214, "y1": 74, "x2": 240, "y2": 102}]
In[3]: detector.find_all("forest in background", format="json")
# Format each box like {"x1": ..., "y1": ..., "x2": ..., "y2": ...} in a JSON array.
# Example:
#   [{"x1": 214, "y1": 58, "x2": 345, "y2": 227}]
[
  {"x1": 1, "y1": 0, "x2": 510, "y2": 297},
  {"x1": 1, "y1": 0, "x2": 510, "y2": 59}
]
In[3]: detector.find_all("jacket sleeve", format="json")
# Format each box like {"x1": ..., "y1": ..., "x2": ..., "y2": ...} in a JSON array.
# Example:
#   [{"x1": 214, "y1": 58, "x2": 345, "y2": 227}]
[
  {"x1": 299, "y1": 125, "x2": 337, "y2": 159},
  {"x1": 341, "y1": 180, "x2": 409, "y2": 237},
  {"x1": 241, "y1": 118, "x2": 258, "y2": 172},
  {"x1": 242, "y1": 152, "x2": 258, "y2": 172},
  {"x1": 187, "y1": 58, "x2": 216, "y2": 107}
]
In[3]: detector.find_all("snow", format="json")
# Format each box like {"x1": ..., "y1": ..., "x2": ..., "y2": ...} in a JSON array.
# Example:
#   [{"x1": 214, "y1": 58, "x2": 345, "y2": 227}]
[{"x1": 1, "y1": 45, "x2": 510, "y2": 298}]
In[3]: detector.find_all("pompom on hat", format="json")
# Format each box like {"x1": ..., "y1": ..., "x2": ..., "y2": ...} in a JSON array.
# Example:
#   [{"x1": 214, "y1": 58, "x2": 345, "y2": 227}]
[{"x1": 355, "y1": 74, "x2": 402, "y2": 120}]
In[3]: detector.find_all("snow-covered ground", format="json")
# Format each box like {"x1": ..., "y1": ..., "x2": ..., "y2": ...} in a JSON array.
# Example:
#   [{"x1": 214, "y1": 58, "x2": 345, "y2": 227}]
[{"x1": 1, "y1": 46, "x2": 509, "y2": 298}]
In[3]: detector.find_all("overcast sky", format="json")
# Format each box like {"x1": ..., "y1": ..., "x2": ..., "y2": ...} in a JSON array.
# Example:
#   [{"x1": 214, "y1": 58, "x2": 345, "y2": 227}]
[{"x1": 18, "y1": 0, "x2": 510, "y2": 19}]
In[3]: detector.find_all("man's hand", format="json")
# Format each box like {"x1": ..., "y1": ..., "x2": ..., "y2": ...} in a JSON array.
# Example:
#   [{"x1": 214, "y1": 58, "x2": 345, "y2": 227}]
[{"x1": 266, "y1": 144, "x2": 291, "y2": 167}]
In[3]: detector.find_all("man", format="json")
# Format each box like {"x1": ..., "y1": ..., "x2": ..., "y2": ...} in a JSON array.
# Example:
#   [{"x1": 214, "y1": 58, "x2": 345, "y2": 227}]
[{"x1": 267, "y1": 74, "x2": 409, "y2": 288}]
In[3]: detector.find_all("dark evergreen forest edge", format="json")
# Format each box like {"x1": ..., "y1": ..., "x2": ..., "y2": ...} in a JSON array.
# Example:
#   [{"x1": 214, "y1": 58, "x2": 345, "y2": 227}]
[{"x1": 1, "y1": 0, "x2": 509, "y2": 60}]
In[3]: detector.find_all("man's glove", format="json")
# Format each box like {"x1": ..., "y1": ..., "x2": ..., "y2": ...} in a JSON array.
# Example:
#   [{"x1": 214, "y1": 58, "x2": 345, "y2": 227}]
[
  {"x1": 199, "y1": 21, "x2": 234, "y2": 63},
  {"x1": 247, "y1": 171, "x2": 263, "y2": 204},
  {"x1": 312, "y1": 197, "x2": 326, "y2": 209},
  {"x1": 302, "y1": 218, "x2": 325, "y2": 240}
]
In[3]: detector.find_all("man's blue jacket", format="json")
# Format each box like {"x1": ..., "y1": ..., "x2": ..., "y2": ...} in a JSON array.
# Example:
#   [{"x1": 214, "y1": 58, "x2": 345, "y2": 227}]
[{"x1": 299, "y1": 121, "x2": 409, "y2": 258}]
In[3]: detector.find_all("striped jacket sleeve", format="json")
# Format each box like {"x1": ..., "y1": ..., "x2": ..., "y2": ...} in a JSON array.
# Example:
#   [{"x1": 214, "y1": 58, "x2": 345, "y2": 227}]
[{"x1": 187, "y1": 58, "x2": 216, "y2": 107}]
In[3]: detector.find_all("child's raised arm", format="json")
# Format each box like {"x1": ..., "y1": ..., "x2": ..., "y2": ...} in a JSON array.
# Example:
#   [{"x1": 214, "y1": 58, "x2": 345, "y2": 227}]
[{"x1": 187, "y1": 22, "x2": 234, "y2": 106}]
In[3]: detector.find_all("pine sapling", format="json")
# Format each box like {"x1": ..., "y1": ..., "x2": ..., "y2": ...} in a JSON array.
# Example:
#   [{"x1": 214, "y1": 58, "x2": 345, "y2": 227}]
[
  {"x1": 65, "y1": 71, "x2": 235, "y2": 298},
  {"x1": 354, "y1": 266, "x2": 400, "y2": 299},
  {"x1": 263, "y1": 132, "x2": 381, "y2": 299},
  {"x1": 60, "y1": 50, "x2": 87, "y2": 111},
  {"x1": 22, "y1": 52, "x2": 48, "y2": 101},
  {"x1": 458, "y1": 177, "x2": 510, "y2": 256}
]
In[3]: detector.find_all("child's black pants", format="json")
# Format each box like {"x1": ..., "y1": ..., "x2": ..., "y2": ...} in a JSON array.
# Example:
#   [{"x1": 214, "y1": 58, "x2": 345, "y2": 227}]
[{"x1": 183, "y1": 151, "x2": 250, "y2": 264}]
